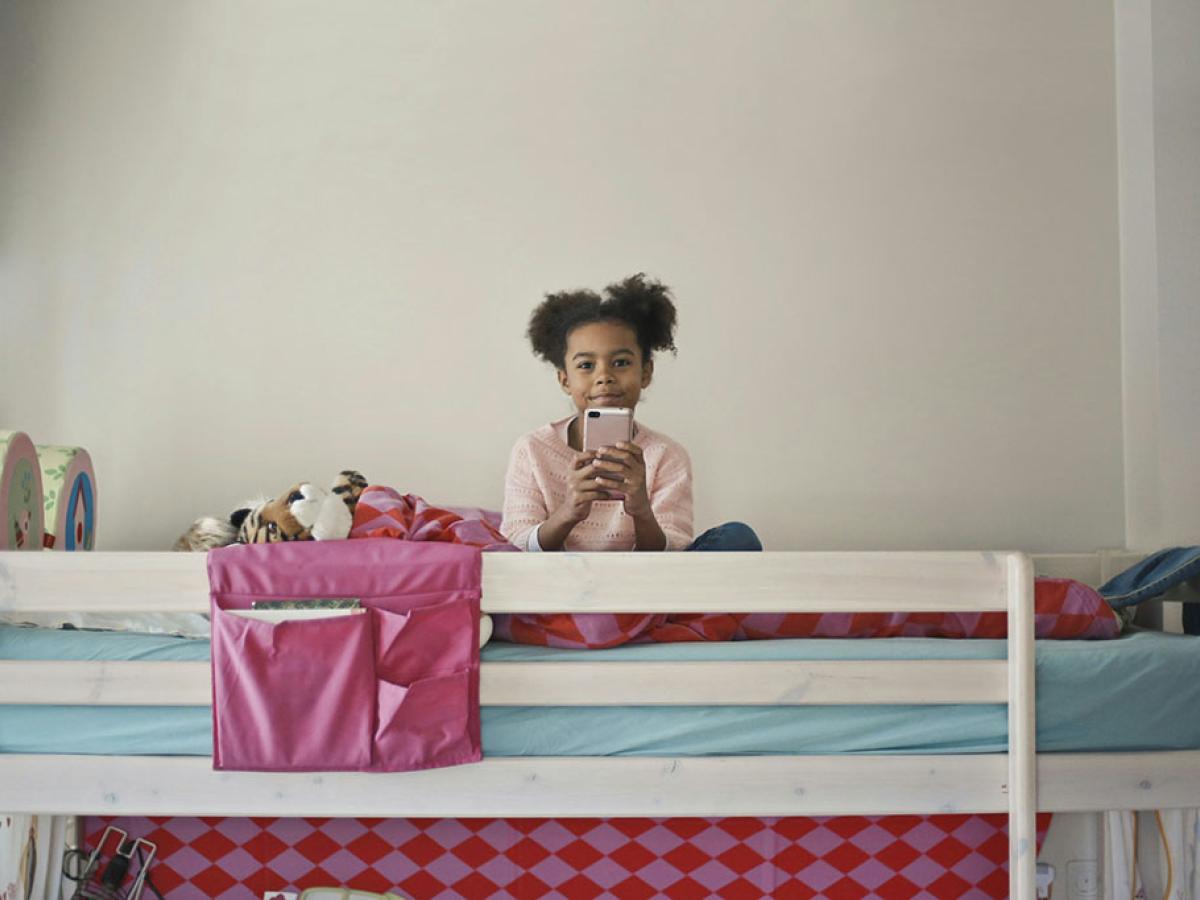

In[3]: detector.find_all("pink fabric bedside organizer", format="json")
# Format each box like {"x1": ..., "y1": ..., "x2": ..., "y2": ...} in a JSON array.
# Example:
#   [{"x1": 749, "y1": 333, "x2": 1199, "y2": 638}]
[{"x1": 208, "y1": 538, "x2": 482, "y2": 772}]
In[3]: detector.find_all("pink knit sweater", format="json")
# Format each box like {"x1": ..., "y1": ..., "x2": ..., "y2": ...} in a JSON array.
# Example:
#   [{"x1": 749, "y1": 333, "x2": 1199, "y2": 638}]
[{"x1": 501, "y1": 416, "x2": 694, "y2": 552}]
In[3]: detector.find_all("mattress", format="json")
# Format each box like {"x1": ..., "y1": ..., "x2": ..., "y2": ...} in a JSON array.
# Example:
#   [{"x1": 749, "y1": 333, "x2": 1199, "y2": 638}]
[{"x1": 2, "y1": 625, "x2": 1198, "y2": 757}]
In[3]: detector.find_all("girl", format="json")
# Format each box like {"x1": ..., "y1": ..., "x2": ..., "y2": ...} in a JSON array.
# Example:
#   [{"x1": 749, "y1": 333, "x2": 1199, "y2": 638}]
[{"x1": 496, "y1": 274, "x2": 761, "y2": 647}]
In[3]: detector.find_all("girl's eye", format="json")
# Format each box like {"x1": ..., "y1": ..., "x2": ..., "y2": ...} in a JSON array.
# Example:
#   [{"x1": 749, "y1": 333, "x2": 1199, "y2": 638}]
[
  {"x1": 614, "y1": 359, "x2": 629, "y2": 367},
  {"x1": 578, "y1": 362, "x2": 592, "y2": 370}
]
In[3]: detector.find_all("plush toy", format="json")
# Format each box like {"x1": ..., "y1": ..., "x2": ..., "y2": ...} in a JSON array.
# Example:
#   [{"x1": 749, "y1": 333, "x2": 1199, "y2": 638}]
[
  {"x1": 231, "y1": 469, "x2": 368, "y2": 545},
  {"x1": 171, "y1": 515, "x2": 237, "y2": 552},
  {"x1": 173, "y1": 470, "x2": 367, "y2": 551}
]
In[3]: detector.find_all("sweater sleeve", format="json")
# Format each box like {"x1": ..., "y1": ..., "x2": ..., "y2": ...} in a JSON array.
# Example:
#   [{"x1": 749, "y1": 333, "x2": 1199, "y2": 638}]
[
  {"x1": 650, "y1": 444, "x2": 694, "y2": 551},
  {"x1": 500, "y1": 438, "x2": 547, "y2": 550}
]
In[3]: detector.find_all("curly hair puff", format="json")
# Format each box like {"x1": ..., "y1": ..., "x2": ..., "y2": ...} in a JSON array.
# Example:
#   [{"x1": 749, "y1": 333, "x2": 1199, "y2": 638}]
[{"x1": 527, "y1": 273, "x2": 678, "y2": 368}]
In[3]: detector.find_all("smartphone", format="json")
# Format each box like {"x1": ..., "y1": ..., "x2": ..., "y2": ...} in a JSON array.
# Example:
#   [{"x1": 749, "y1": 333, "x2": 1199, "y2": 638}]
[{"x1": 583, "y1": 407, "x2": 633, "y2": 453}]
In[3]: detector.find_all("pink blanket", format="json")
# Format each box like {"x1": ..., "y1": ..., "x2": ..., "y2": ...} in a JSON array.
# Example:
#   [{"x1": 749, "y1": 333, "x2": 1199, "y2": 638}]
[{"x1": 350, "y1": 486, "x2": 517, "y2": 551}]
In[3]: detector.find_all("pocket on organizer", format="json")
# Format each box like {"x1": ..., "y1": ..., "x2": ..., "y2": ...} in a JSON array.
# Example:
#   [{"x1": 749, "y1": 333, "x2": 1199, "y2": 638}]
[
  {"x1": 372, "y1": 597, "x2": 476, "y2": 684},
  {"x1": 374, "y1": 669, "x2": 476, "y2": 771},
  {"x1": 211, "y1": 608, "x2": 374, "y2": 770}
]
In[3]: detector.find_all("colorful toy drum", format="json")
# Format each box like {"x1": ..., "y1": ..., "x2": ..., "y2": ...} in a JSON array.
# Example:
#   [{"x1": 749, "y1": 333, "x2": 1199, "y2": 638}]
[
  {"x1": 37, "y1": 444, "x2": 98, "y2": 550},
  {"x1": 0, "y1": 430, "x2": 45, "y2": 551}
]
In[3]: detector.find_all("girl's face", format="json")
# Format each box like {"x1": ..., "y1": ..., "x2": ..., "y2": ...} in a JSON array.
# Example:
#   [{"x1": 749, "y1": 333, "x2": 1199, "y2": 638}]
[{"x1": 558, "y1": 321, "x2": 653, "y2": 415}]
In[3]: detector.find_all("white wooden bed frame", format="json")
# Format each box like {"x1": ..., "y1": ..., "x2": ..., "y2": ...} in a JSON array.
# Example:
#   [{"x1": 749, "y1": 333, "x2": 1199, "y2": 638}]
[{"x1": 0, "y1": 549, "x2": 1197, "y2": 900}]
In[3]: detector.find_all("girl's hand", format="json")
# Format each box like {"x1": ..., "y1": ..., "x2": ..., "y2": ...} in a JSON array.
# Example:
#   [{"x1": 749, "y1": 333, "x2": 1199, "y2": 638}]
[
  {"x1": 592, "y1": 442, "x2": 651, "y2": 518},
  {"x1": 553, "y1": 451, "x2": 616, "y2": 525}
]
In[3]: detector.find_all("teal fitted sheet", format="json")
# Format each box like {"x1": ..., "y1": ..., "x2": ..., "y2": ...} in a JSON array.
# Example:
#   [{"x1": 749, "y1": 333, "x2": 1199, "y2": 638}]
[{"x1": 2, "y1": 625, "x2": 1198, "y2": 757}]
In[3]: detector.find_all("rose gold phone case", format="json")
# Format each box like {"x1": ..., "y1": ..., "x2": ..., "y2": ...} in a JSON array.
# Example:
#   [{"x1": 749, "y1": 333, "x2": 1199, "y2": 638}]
[{"x1": 583, "y1": 408, "x2": 633, "y2": 452}]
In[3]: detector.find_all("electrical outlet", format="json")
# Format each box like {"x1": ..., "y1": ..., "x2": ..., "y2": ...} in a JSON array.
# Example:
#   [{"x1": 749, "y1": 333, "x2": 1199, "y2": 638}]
[{"x1": 1067, "y1": 859, "x2": 1099, "y2": 900}]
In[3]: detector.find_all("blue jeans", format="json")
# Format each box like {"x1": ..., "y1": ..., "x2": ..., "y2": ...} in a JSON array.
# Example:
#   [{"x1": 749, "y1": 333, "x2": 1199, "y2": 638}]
[
  {"x1": 686, "y1": 521, "x2": 762, "y2": 552},
  {"x1": 1098, "y1": 546, "x2": 1200, "y2": 636},
  {"x1": 1099, "y1": 547, "x2": 1200, "y2": 608}
]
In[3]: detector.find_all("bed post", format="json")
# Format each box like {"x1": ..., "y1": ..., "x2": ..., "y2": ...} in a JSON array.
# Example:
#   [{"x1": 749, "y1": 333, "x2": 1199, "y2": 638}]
[{"x1": 1007, "y1": 551, "x2": 1037, "y2": 900}]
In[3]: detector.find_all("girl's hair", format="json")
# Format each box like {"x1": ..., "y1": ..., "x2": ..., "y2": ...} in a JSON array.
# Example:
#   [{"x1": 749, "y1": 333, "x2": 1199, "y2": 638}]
[{"x1": 527, "y1": 273, "x2": 678, "y2": 368}]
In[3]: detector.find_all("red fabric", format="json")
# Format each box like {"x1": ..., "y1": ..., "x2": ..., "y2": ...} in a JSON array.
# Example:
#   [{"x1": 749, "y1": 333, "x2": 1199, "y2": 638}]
[
  {"x1": 495, "y1": 577, "x2": 1120, "y2": 648},
  {"x1": 85, "y1": 812, "x2": 1053, "y2": 899},
  {"x1": 350, "y1": 486, "x2": 518, "y2": 552}
]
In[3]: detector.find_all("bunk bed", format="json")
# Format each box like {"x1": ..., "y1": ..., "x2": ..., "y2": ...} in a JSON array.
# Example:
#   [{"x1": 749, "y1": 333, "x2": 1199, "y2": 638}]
[{"x1": 2, "y1": 549, "x2": 1199, "y2": 899}]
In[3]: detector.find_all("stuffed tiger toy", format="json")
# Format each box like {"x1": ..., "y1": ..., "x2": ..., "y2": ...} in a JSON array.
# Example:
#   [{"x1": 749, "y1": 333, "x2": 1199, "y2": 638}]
[
  {"x1": 173, "y1": 470, "x2": 367, "y2": 551},
  {"x1": 232, "y1": 469, "x2": 368, "y2": 544}
]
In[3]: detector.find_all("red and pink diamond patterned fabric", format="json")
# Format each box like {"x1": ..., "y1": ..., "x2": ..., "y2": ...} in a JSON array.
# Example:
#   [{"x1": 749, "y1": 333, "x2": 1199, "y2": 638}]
[{"x1": 85, "y1": 813, "x2": 1051, "y2": 899}]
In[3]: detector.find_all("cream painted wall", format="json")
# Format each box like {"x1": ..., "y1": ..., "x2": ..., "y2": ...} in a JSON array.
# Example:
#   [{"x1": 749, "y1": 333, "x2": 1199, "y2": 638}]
[
  {"x1": 0, "y1": 0, "x2": 1124, "y2": 552},
  {"x1": 1149, "y1": 0, "x2": 1200, "y2": 544},
  {"x1": 1117, "y1": 0, "x2": 1200, "y2": 548}
]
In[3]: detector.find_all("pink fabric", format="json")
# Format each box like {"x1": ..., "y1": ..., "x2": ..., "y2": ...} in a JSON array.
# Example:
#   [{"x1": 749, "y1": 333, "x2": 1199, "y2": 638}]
[
  {"x1": 495, "y1": 577, "x2": 1121, "y2": 648},
  {"x1": 351, "y1": 487, "x2": 517, "y2": 552},
  {"x1": 209, "y1": 538, "x2": 482, "y2": 772},
  {"x1": 444, "y1": 505, "x2": 503, "y2": 531},
  {"x1": 501, "y1": 416, "x2": 694, "y2": 551}
]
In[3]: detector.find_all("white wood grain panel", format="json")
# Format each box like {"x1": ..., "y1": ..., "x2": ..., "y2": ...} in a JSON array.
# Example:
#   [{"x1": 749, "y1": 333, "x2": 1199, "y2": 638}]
[
  {"x1": 0, "y1": 551, "x2": 1014, "y2": 614},
  {"x1": 480, "y1": 551, "x2": 1012, "y2": 613},
  {"x1": 0, "y1": 659, "x2": 1009, "y2": 707},
  {"x1": 1036, "y1": 751, "x2": 1200, "y2": 812},
  {"x1": 0, "y1": 552, "x2": 208, "y2": 612},
  {"x1": 482, "y1": 660, "x2": 1009, "y2": 705},
  {"x1": 0, "y1": 661, "x2": 212, "y2": 706},
  {"x1": 0, "y1": 754, "x2": 1009, "y2": 818},
  {"x1": 3, "y1": 751, "x2": 1198, "y2": 818}
]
